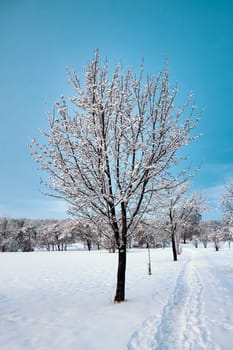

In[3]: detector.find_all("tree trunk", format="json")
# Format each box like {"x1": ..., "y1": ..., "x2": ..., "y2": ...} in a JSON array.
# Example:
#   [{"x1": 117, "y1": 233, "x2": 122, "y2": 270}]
[
  {"x1": 147, "y1": 243, "x2": 152, "y2": 275},
  {"x1": 176, "y1": 234, "x2": 181, "y2": 255},
  {"x1": 171, "y1": 234, "x2": 177, "y2": 261},
  {"x1": 114, "y1": 244, "x2": 127, "y2": 302},
  {"x1": 183, "y1": 233, "x2": 186, "y2": 244},
  {"x1": 114, "y1": 202, "x2": 127, "y2": 303},
  {"x1": 87, "y1": 239, "x2": 92, "y2": 251}
]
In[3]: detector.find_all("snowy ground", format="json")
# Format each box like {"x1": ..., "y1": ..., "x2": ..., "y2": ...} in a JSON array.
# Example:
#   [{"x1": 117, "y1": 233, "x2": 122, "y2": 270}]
[{"x1": 0, "y1": 245, "x2": 233, "y2": 350}]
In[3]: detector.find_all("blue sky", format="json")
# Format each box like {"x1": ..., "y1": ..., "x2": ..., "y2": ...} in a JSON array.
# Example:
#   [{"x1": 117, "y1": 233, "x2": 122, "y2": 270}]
[{"x1": 0, "y1": 0, "x2": 232, "y2": 220}]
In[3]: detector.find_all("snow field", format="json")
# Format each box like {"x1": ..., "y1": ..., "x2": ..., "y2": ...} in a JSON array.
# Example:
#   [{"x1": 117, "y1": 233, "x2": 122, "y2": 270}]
[{"x1": 0, "y1": 246, "x2": 233, "y2": 350}]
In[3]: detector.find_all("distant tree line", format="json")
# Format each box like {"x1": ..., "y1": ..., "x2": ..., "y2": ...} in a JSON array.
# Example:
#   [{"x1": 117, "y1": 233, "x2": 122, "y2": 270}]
[
  {"x1": 0, "y1": 218, "x2": 97, "y2": 252},
  {"x1": 1, "y1": 215, "x2": 232, "y2": 254}
]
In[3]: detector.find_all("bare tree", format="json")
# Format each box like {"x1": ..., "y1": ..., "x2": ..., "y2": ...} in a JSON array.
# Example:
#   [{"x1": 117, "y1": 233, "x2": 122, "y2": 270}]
[
  {"x1": 206, "y1": 222, "x2": 223, "y2": 251},
  {"x1": 16, "y1": 225, "x2": 36, "y2": 252},
  {"x1": 221, "y1": 182, "x2": 233, "y2": 236},
  {"x1": 0, "y1": 218, "x2": 8, "y2": 252},
  {"x1": 30, "y1": 51, "x2": 200, "y2": 302},
  {"x1": 160, "y1": 184, "x2": 188, "y2": 261},
  {"x1": 160, "y1": 185, "x2": 205, "y2": 261},
  {"x1": 0, "y1": 218, "x2": 27, "y2": 252},
  {"x1": 222, "y1": 183, "x2": 233, "y2": 215}
]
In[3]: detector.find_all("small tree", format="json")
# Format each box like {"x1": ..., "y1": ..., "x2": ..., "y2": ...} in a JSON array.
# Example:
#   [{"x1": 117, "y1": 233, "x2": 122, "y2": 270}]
[
  {"x1": 222, "y1": 225, "x2": 233, "y2": 247},
  {"x1": 213, "y1": 234, "x2": 221, "y2": 251},
  {"x1": 160, "y1": 184, "x2": 188, "y2": 261},
  {"x1": 16, "y1": 225, "x2": 36, "y2": 252},
  {"x1": 222, "y1": 183, "x2": 233, "y2": 215},
  {"x1": 192, "y1": 235, "x2": 199, "y2": 248},
  {"x1": 221, "y1": 182, "x2": 233, "y2": 242},
  {"x1": 134, "y1": 221, "x2": 157, "y2": 275},
  {"x1": 0, "y1": 218, "x2": 8, "y2": 252},
  {"x1": 199, "y1": 220, "x2": 217, "y2": 248},
  {"x1": 30, "y1": 52, "x2": 200, "y2": 302},
  {"x1": 160, "y1": 185, "x2": 205, "y2": 261},
  {"x1": 200, "y1": 234, "x2": 209, "y2": 248}
]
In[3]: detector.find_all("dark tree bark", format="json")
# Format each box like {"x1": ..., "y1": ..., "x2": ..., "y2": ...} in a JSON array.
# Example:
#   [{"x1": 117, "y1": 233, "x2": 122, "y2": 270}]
[
  {"x1": 147, "y1": 242, "x2": 152, "y2": 275},
  {"x1": 114, "y1": 203, "x2": 127, "y2": 302},
  {"x1": 171, "y1": 234, "x2": 177, "y2": 261},
  {"x1": 114, "y1": 244, "x2": 127, "y2": 302},
  {"x1": 183, "y1": 233, "x2": 186, "y2": 244},
  {"x1": 86, "y1": 239, "x2": 92, "y2": 251}
]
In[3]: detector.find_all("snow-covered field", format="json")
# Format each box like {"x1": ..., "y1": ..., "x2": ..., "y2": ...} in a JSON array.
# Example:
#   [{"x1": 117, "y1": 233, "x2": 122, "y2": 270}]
[{"x1": 0, "y1": 245, "x2": 233, "y2": 350}]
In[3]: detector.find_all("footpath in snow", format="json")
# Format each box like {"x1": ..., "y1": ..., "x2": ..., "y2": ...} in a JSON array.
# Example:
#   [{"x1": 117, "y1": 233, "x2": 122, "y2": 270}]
[{"x1": 0, "y1": 245, "x2": 233, "y2": 350}]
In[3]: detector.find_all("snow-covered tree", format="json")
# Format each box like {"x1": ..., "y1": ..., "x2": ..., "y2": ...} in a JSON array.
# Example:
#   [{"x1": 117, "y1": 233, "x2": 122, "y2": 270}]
[
  {"x1": 30, "y1": 51, "x2": 200, "y2": 302},
  {"x1": 222, "y1": 183, "x2": 233, "y2": 216},
  {"x1": 0, "y1": 218, "x2": 27, "y2": 252},
  {"x1": 134, "y1": 219, "x2": 167, "y2": 248},
  {"x1": 36, "y1": 221, "x2": 57, "y2": 250},
  {"x1": 210, "y1": 225, "x2": 223, "y2": 251},
  {"x1": 159, "y1": 184, "x2": 188, "y2": 261},
  {"x1": 221, "y1": 182, "x2": 233, "y2": 239},
  {"x1": 199, "y1": 221, "x2": 212, "y2": 248},
  {"x1": 37, "y1": 221, "x2": 72, "y2": 251},
  {"x1": 16, "y1": 224, "x2": 36, "y2": 252},
  {"x1": 159, "y1": 185, "x2": 205, "y2": 260},
  {"x1": 0, "y1": 218, "x2": 9, "y2": 252},
  {"x1": 201, "y1": 221, "x2": 223, "y2": 251},
  {"x1": 75, "y1": 221, "x2": 102, "y2": 250}
]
